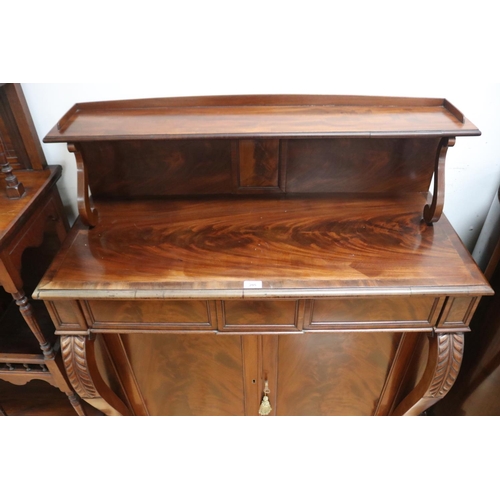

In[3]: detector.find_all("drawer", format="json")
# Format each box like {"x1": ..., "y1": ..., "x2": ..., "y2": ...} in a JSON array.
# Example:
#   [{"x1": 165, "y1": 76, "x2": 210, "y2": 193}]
[
  {"x1": 84, "y1": 300, "x2": 216, "y2": 331},
  {"x1": 438, "y1": 296, "x2": 480, "y2": 329},
  {"x1": 46, "y1": 301, "x2": 88, "y2": 331},
  {"x1": 304, "y1": 296, "x2": 444, "y2": 331},
  {"x1": 218, "y1": 300, "x2": 303, "y2": 332}
]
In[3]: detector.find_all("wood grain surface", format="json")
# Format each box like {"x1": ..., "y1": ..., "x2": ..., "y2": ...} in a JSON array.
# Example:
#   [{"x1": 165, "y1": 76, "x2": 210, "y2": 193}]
[
  {"x1": 44, "y1": 95, "x2": 480, "y2": 141},
  {"x1": 35, "y1": 194, "x2": 490, "y2": 299},
  {"x1": 276, "y1": 331, "x2": 402, "y2": 415},
  {"x1": 74, "y1": 138, "x2": 446, "y2": 199},
  {"x1": 286, "y1": 138, "x2": 439, "y2": 193},
  {"x1": 237, "y1": 139, "x2": 280, "y2": 188},
  {"x1": 80, "y1": 140, "x2": 233, "y2": 199},
  {"x1": 305, "y1": 296, "x2": 443, "y2": 330},
  {"x1": 87, "y1": 299, "x2": 214, "y2": 328},
  {"x1": 120, "y1": 333, "x2": 246, "y2": 416}
]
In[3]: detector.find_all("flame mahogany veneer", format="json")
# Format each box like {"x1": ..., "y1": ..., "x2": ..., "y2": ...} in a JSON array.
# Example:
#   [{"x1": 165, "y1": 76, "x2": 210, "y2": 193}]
[{"x1": 34, "y1": 95, "x2": 492, "y2": 416}]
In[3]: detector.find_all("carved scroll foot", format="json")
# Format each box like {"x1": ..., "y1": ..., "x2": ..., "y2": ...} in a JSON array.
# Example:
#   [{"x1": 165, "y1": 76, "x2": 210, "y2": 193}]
[
  {"x1": 60, "y1": 334, "x2": 130, "y2": 416},
  {"x1": 392, "y1": 332, "x2": 464, "y2": 416}
]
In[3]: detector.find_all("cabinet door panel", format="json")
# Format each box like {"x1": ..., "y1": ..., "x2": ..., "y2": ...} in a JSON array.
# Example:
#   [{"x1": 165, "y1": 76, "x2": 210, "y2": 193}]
[
  {"x1": 276, "y1": 332, "x2": 402, "y2": 415},
  {"x1": 120, "y1": 334, "x2": 245, "y2": 415}
]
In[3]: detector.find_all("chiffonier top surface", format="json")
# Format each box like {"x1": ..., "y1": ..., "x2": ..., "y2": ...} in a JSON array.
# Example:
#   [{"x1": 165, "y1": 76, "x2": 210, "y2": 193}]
[
  {"x1": 44, "y1": 94, "x2": 480, "y2": 141},
  {"x1": 34, "y1": 194, "x2": 492, "y2": 300}
]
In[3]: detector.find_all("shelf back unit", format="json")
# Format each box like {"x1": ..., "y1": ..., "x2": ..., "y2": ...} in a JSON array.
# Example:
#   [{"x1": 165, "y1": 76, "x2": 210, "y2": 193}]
[{"x1": 43, "y1": 95, "x2": 480, "y2": 217}]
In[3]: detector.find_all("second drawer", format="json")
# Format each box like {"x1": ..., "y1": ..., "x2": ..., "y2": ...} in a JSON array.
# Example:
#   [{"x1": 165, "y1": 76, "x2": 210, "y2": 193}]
[
  {"x1": 217, "y1": 300, "x2": 303, "y2": 332},
  {"x1": 304, "y1": 296, "x2": 444, "y2": 331}
]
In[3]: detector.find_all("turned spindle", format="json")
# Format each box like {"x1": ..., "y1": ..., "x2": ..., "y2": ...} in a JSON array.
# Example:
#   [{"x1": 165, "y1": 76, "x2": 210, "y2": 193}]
[{"x1": 0, "y1": 139, "x2": 25, "y2": 198}]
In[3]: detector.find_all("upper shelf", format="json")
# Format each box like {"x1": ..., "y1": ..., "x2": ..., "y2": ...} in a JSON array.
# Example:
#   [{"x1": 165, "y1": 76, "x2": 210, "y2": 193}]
[{"x1": 44, "y1": 95, "x2": 481, "y2": 142}]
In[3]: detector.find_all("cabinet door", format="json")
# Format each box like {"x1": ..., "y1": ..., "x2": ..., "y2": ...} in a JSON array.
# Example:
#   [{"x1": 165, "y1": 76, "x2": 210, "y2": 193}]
[
  {"x1": 112, "y1": 331, "x2": 414, "y2": 416},
  {"x1": 119, "y1": 333, "x2": 247, "y2": 416},
  {"x1": 274, "y1": 332, "x2": 403, "y2": 416}
]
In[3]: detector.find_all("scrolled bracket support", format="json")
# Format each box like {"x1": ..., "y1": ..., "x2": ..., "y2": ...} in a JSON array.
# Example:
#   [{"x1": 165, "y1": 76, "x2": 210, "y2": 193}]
[
  {"x1": 68, "y1": 143, "x2": 99, "y2": 228},
  {"x1": 423, "y1": 137, "x2": 456, "y2": 225}
]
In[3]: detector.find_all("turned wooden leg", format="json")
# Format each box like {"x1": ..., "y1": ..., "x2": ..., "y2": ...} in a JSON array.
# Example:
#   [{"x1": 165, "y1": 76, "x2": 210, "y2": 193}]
[
  {"x1": 66, "y1": 392, "x2": 86, "y2": 416},
  {"x1": 13, "y1": 290, "x2": 88, "y2": 416},
  {"x1": 13, "y1": 290, "x2": 53, "y2": 357},
  {"x1": 60, "y1": 334, "x2": 131, "y2": 416},
  {"x1": 392, "y1": 331, "x2": 464, "y2": 416}
]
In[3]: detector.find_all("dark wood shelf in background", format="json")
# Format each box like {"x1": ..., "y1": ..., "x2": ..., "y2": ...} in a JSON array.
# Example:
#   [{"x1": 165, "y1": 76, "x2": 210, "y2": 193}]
[{"x1": 0, "y1": 83, "x2": 84, "y2": 416}]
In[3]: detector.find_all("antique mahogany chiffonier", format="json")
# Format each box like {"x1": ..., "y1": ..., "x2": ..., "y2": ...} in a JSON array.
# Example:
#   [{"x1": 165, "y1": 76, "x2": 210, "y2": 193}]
[{"x1": 34, "y1": 95, "x2": 492, "y2": 416}]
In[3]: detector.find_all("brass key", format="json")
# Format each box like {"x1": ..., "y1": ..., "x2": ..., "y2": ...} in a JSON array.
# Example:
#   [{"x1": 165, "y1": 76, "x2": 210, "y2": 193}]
[{"x1": 259, "y1": 380, "x2": 272, "y2": 416}]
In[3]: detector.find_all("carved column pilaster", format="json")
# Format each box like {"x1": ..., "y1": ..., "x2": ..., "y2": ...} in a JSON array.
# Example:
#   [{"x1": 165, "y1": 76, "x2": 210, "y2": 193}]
[
  {"x1": 60, "y1": 334, "x2": 131, "y2": 416},
  {"x1": 60, "y1": 335, "x2": 99, "y2": 399},
  {"x1": 424, "y1": 333, "x2": 464, "y2": 399}
]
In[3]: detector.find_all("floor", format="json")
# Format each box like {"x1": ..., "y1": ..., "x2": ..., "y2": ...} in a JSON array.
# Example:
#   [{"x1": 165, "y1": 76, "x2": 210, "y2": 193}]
[
  {"x1": 0, "y1": 379, "x2": 439, "y2": 416},
  {"x1": 0, "y1": 379, "x2": 100, "y2": 416}
]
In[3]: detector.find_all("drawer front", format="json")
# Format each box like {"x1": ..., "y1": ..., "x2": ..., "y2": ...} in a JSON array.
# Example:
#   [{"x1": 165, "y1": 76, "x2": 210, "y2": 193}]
[
  {"x1": 304, "y1": 296, "x2": 444, "y2": 331},
  {"x1": 64, "y1": 296, "x2": 445, "y2": 334},
  {"x1": 85, "y1": 300, "x2": 216, "y2": 331},
  {"x1": 46, "y1": 301, "x2": 88, "y2": 331},
  {"x1": 218, "y1": 300, "x2": 303, "y2": 332},
  {"x1": 438, "y1": 296, "x2": 480, "y2": 329}
]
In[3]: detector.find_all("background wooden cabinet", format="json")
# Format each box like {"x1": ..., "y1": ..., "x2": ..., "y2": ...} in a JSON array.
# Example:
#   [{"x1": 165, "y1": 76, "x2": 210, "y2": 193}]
[{"x1": 0, "y1": 83, "x2": 85, "y2": 415}]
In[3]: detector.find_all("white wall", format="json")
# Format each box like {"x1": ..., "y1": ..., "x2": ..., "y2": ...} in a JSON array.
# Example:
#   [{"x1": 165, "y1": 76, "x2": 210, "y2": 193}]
[{"x1": 21, "y1": 83, "x2": 500, "y2": 250}]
